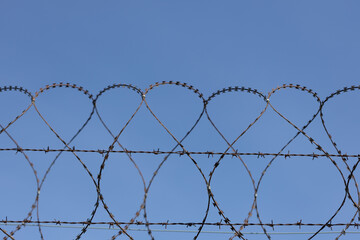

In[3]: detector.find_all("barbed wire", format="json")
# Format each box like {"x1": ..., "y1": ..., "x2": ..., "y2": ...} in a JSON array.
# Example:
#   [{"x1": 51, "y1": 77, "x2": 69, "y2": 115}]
[
  {"x1": 1, "y1": 148, "x2": 360, "y2": 159},
  {"x1": 1, "y1": 220, "x2": 360, "y2": 228},
  {"x1": 2, "y1": 222, "x2": 360, "y2": 237},
  {"x1": 0, "y1": 82, "x2": 359, "y2": 240}
]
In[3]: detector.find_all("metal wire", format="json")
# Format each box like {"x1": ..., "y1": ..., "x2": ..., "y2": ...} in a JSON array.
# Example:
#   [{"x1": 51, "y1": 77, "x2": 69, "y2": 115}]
[
  {"x1": 1, "y1": 223, "x2": 360, "y2": 235},
  {"x1": 1, "y1": 148, "x2": 359, "y2": 158},
  {"x1": 0, "y1": 82, "x2": 359, "y2": 240}
]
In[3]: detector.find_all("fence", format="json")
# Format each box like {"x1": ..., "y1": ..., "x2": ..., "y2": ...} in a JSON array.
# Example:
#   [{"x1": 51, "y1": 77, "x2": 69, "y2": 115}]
[{"x1": 0, "y1": 82, "x2": 359, "y2": 240}]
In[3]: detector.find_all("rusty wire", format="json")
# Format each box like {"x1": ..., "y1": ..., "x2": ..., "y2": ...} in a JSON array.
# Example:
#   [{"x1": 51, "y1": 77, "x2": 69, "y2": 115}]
[{"x1": 0, "y1": 82, "x2": 359, "y2": 240}]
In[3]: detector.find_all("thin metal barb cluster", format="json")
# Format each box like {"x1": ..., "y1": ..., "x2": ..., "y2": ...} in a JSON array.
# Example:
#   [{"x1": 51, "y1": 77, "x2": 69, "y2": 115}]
[{"x1": 0, "y1": 82, "x2": 359, "y2": 240}]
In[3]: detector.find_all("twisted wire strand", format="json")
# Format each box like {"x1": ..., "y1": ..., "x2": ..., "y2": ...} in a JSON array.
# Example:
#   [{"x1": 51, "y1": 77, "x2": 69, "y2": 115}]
[{"x1": 1, "y1": 148, "x2": 360, "y2": 158}]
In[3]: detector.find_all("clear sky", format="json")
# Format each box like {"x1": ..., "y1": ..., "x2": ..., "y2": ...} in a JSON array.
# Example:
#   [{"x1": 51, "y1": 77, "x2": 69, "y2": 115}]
[{"x1": 0, "y1": 1, "x2": 359, "y2": 240}]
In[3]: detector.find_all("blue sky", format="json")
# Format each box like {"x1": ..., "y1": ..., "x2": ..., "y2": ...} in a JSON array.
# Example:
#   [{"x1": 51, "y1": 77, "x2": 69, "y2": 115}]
[{"x1": 0, "y1": 1, "x2": 359, "y2": 240}]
